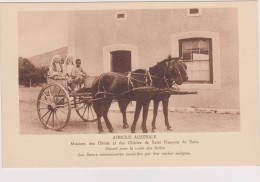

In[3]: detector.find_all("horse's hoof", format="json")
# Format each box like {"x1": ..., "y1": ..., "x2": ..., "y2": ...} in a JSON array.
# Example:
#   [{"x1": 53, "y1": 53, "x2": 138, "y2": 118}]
[
  {"x1": 152, "y1": 129, "x2": 155, "y2": 133},
  {"x1": 143, "y1": 129, "x2": 148, "y2": 133},
  {"x1": 131, "y1": 125, "x2": 136, "y2": 133},
  {"x1": 109, "y1": 129, "x2": 114, "y2": 133},
  {"x1": 167, "y1": 127, "x2": 172, "y2": 131},
  {"x1": 123, "y1": 124, "x2": 129, "y2": 129},
  {"x1": 99, "y1": 131, "x2": 104, "y2": 134}
]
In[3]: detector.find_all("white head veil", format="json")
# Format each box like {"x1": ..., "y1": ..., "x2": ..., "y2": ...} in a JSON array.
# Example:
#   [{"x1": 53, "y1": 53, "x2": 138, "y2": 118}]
[
  {"x1": 51, "y1": 55, "x2": 62, "y2": 72},
  {"x1": 65, "y1": 54, "x2": 74, "y2": 65}
]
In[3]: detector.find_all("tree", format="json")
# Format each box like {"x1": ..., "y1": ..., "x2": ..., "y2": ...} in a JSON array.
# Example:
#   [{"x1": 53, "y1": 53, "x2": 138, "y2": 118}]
[{"x1": 18, "y1": 57, "x2": 48, "y2": 86}]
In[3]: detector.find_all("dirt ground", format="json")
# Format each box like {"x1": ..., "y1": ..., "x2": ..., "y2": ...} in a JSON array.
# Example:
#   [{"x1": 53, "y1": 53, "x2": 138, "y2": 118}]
[{"x1": 19, "y1": 86, "x2": 240, "y2": 134}]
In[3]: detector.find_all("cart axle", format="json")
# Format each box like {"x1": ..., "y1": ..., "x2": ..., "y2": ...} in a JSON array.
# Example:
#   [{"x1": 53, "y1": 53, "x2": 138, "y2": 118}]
[{"x1": 48, "y1": 103, "x2": 57, "y2": 111}]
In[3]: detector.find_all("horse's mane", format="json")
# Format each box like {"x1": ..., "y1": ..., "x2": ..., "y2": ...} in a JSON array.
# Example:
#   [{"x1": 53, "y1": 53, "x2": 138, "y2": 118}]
[
  {"x1": 149, "y1": 59, "x2": 167, "y2": 73},
  {"x1": 133, "y1": 69, "x2": 146, "y2": 73},
  {"x1": 133, "y1": 56, "x2": 183, "y2": 75}
]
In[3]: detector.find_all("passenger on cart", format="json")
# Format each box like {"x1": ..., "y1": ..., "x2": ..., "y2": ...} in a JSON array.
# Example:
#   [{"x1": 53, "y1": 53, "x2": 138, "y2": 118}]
[
  {"x1": 49, "y1": 54, "x2": 87, "y2": 92},
  {"x1": 65, "y1": 55, "x2": 74, "y2": 77},
  {"x1": 60, "y1": 58, "x2": 66, "y2": 73},
  {"x1": 71, "y1": 59, "x2": 87, "y2": 91},
  {"x1": 64, "y1": 55, "x2": 75, "y2": 91},
  {"x1": 48, "y1": 55, "x2": 64, "y2": 79}
]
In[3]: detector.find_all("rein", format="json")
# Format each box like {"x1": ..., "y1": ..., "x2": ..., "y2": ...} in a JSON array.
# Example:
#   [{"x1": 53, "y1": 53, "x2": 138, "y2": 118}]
[
  {"x1": 95, "y1": 71, "x2": 158, "y2": 98},
  {"x1": 95, "y1": 59, "x2": 180, "y2": 99}
]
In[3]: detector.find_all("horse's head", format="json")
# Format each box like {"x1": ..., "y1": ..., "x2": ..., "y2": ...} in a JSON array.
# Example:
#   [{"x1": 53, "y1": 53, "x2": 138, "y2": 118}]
[
  {"x1": 149, "y1": 55, "x2": 188, "y2": 86},
  {"x1": 167, "y1": 57, "x2": 188, "y2": 85},
  {"x1": 149, "y1": 57, "x2": 170, "y2": 76}
]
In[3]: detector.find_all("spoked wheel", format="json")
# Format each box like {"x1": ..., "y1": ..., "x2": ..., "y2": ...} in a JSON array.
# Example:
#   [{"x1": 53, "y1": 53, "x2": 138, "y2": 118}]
[
  {"x1": 37, "y1": 83, "x2": 71, "y2": 131},
  {"x1": 74, "y1": 94, "x2": 97, "y2": 122}
]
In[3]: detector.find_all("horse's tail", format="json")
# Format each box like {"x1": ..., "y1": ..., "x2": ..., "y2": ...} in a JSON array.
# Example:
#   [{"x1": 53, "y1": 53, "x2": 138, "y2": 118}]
[
  {"x1": 91, "y1": 75, "x2": 102, "y2": 96},
  {"x1": 91, "y1": 76, "x2": 100, "y2": 90}
]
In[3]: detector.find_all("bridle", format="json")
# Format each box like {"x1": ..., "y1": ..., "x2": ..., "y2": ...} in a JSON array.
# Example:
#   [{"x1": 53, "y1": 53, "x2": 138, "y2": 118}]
[{"x1": 163, "y1": 59, "x2": 181, "y2": 88}]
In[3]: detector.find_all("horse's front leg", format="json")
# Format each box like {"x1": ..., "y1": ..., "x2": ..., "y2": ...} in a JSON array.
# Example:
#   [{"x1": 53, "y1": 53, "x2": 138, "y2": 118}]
[
  {"x1": 152, "y1": 99, "x2": 160, "y2": 132},
  {"x1": 102, "y1": 99, "x2": 114, "y2": 133},
  {"x1": 162, "y1": 96, "x2": 172, "y2": 130},
  {"x1": 118, "y1": 99, "x2": 130, "y2": 129},
  {"x1": 142, "y1": 100, "x2": 151, "y2": 133},
  {"x1": 93, "y1": 102, "x2": 104, "y2": 133},
  {"x1": 131, "y1": 101, "x2": 142, "y2": 133},
  {"x1": 97, "y1": 118, "x2": 104, "y2": 133}
]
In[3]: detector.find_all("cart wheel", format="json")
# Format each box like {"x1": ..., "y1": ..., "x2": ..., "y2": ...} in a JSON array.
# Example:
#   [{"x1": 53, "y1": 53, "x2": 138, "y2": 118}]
[
  {"x1": 74, "y1": 95, "x2": 97, "y2": 122},
  {"x1": 37, "y1": 83, "x2": 71, "y2": 131}
]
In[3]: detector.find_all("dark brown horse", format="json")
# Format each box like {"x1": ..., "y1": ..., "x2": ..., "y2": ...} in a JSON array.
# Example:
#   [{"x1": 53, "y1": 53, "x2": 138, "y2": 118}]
[
  {"x1": 117, "y1": 57, "x2": 188, "y2": 133},
  {"x1": 92, "y1": 56, "x2": 187, "y2": 133},
  {"x1": 151, "y1": 59, "x2": 188, "y2": 132}
]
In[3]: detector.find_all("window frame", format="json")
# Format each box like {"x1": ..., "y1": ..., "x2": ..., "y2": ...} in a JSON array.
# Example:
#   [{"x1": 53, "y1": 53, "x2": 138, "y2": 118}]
[
  {"x1": 171, "y1": 31, "x2": 221, "y2": 90},
  {"x1": 178, "y1": 37, "x2": 213, "y2": 84}
]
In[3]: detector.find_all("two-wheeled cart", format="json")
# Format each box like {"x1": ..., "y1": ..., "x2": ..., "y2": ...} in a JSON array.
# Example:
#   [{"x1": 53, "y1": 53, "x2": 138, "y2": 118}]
[{"x1": 36, "y1": 77, "x2": 97, "y2": 131}]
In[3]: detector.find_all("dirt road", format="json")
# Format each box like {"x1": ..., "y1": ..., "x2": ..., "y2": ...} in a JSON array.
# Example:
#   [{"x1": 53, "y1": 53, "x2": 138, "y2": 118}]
[{"x1": 19, "y1": 87, "x2": 240, "y2": 134}]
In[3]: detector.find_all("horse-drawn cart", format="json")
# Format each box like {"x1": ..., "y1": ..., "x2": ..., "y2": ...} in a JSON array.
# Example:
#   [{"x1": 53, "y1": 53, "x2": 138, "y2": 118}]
[
  {"x1": 36, "y1": 76, "x2": 197, "y2": 131},
  {"x1": 36, "y1": 77, "x2": 98, "y2": 131},
  {"x1": 36, "y1": 57, "x2": 198, "y2": 132}
]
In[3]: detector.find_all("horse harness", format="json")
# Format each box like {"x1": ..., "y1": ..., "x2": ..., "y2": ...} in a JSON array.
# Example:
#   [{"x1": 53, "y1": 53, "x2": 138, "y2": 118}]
[{"x1": 95, "y1": 60, "x2": 179, "y2": 99}]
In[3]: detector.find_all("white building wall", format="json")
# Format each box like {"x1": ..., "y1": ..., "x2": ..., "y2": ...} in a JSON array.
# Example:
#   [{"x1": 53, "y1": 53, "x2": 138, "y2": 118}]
[{"x1": 68, "y1": 8, "x2": 239, "y2": 109}]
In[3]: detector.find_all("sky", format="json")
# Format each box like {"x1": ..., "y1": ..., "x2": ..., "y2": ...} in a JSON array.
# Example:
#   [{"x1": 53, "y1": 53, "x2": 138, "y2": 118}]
[{"x1": 18, "y1": 11, "x2": 69, "y2": 58}]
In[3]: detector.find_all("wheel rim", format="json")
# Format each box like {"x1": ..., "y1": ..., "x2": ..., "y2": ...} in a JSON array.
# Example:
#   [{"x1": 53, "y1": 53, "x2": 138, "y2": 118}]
[
  {"x1": 74, "y1": 96, "x2": 97, "y2": 122},
  {"x1": 37, "y1": 84, "x2": 71, "y2": 130}
]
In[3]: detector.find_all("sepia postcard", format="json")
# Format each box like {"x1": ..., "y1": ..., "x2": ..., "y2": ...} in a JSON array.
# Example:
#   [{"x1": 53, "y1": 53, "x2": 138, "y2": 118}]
[{"x1": 0, "y1": 1, "x2": 260, "y2": 167}]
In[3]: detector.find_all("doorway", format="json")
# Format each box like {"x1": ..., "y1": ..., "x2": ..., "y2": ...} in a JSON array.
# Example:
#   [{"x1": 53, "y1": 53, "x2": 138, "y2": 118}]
[{"x1": 110, "y1": 50, "x2": 131, "y2": 72}]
